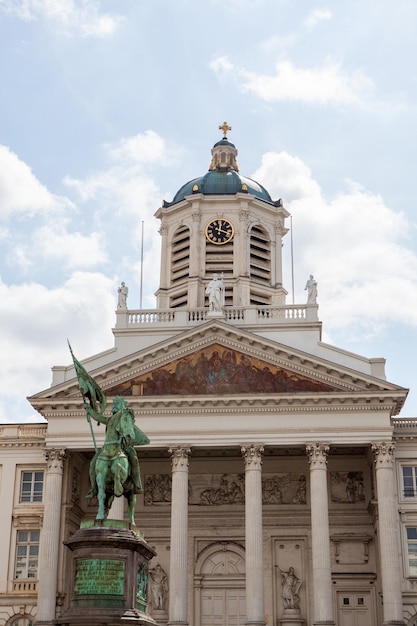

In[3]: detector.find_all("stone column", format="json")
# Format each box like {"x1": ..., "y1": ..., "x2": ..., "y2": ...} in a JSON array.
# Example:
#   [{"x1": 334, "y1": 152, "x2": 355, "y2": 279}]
[
  {"x1": 168, "y1": 446, "x2": 191, "y2": 626},
  {"x1": 242, "y1": 444, "x2": 266, "y2": 626},
  {"x1": 306, "y1": 443, "x2": 335, "y2": 626},
  {"x1": 36, "y1": 448, "x2": 66, "y2": 625},
  {"x1": 372, "y1": 442, "x2": 405, "y2": 626}
]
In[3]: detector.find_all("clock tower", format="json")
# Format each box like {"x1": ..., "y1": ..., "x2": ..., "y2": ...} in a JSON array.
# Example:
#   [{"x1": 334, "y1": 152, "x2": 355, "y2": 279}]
[{"x1": 155, "y1": 124, "x2": 290, "y2": 309}]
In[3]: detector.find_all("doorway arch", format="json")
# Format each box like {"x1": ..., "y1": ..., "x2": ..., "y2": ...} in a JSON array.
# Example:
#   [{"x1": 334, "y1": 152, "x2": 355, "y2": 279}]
[{"x1": 194, "y1": 542, "x2": 246, "y2": 626}]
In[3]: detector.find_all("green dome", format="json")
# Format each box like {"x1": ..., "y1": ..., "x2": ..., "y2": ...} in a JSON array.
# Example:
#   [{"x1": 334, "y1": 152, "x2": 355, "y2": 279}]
[
  {"x1": 163, "y1": 131, "x2": 274, "y2": 207},
  {"x1": 170, "y1": 170, "x2": 272, "y2": 204}
]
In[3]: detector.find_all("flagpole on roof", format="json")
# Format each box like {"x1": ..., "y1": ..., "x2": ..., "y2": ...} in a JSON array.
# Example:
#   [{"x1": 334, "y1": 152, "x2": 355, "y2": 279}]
[{"x1": 140, "y1": 220, "x2": 144, "y2": 309}]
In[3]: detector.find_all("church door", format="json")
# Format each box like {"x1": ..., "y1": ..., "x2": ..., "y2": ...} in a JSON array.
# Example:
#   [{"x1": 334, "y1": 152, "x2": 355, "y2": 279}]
[
  {"x1": 195, "y1": 543, "x2": 246, "y2": 626},
  {"x1": 336, "y1": 591, "x2": 374, "y2": 626},
  {"x1": 201, "y1": 588, "x2": 246, "y2": 626}
]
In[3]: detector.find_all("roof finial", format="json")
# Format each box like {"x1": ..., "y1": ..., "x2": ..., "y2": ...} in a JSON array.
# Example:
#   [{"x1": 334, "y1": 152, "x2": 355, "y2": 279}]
[{"x1": 219, "y1": 121, "x2": 232, "y2": 139}]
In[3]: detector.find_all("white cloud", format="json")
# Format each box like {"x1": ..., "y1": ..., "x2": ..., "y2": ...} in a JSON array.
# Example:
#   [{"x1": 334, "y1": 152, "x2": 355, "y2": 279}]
[
  {"x1": 304, "y1": 8, "x2": 332, "y2": 30},
  {"x1": 210, "y1": 56, "x2": 373, "y2": 105},
  {"x1": 0, "y1": 145, "x2": 72, "y2": 219},
  {"x1": 0, "y1": 272, "x2": 116, "y2": 422},
  {"x1": 253, "y1": 151, "x2": 417, "y2": 335},
  {"x1": 107, "y1": 131, "x2": 167, "y2": 165},
  {"x1": 33, "y1": 225, "x2": 107, "y2": 269},
  {"x1": 0, "y1": 0, "x2": 123, "y2": 37}
]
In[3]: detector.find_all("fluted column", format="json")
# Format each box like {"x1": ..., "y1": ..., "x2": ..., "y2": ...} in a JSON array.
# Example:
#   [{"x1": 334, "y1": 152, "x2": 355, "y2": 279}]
[
  {"x1": 372, "y1": 442, "x2": 405, "y2": 626},
  {"x1": 168, "y1": 446, "x2": 191, "y2": 626},
  {"x1": 306, "y1": 443, "x2": 335, "y2": 626},
  {"x1": 242, "y1": 444, "x2": 265, "y2": 626},
  {"x1": 36, "y1": 448, "x2": 66, "y2": 625}
]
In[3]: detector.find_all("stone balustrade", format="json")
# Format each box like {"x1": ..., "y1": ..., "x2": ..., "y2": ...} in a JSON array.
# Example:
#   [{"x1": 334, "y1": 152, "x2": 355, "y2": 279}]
[{"x1": 116, "y1": 304, "x2": 319, "y2": 329}]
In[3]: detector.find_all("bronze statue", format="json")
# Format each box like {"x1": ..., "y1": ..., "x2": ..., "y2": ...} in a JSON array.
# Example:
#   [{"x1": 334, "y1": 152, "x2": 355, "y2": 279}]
[{"x1": 69, "y1": 343, "x2": 149, "y2": 525}]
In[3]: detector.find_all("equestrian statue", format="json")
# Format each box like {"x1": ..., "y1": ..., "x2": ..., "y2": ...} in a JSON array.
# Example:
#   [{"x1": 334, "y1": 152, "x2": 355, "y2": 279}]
[{"x1": 69, "y1": 342, "x2": 149, "y2": 525}]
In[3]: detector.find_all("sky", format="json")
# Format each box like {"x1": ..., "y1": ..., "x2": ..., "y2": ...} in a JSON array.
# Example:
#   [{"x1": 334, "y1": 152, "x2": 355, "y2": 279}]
[{"x1": 1, "y1": 0, "x2": 417, "y2": 423}]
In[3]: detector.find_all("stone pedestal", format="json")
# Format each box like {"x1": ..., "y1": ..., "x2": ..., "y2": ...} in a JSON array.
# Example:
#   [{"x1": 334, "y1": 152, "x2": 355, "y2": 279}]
[
  {"x1": 58, "y1": 520, "x2": 156, "y2": 626},
  {"x1": 278, "y1": 608, "x2": 305, "y2": 626}
]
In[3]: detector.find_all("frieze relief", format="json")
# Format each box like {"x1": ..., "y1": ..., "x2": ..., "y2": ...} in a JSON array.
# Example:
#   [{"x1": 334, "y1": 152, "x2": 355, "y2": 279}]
[
  {"x1": 106, "y1": 345, "x2": 337, "y2": 397},
  {"x1": 330, "y1": 471, "x2": 365, "y2": 504},
  {"x1": 144, "y1": 472, "x2": 307, "y2": 505}
]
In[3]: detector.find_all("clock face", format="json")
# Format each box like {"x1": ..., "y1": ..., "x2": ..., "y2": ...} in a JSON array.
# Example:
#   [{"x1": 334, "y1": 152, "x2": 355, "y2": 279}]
[{"x1": 205, "y1": 218, "x2": 234, "y2": 245}]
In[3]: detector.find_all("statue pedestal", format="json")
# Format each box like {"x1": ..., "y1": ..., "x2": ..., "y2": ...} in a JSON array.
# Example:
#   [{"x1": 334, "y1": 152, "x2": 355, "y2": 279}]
[
  {"x1": 206, "y1": 311, "x2": 225, "y2": 318},
  {"x1": 149, "y1": 609, "x2": 168, "y2": 626},
  {"x1": 278, "y1": 608, "x2": 305, "y2": 626},
  {"x1": 58, "y1": 520, "x2": 156, "y2": 626}
]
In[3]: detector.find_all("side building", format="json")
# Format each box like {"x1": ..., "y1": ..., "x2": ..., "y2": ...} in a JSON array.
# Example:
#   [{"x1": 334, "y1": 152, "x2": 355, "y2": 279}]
[{"x1": 1, "y1": 128, "x2": 417, "y2": 626}]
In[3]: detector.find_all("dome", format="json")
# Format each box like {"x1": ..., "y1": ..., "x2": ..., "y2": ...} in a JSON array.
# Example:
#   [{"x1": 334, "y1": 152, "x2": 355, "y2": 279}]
[
  {"x1": 166, "y1": 127, "x2": 273, "y2": 206},
  {"x1": 171, "y1": 170, "x2": 272, "y2": 204}
]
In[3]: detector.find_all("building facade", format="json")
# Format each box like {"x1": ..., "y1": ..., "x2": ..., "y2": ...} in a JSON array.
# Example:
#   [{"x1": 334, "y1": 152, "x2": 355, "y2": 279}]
[{"x1": 1, "y1": 128, "x2": 417, "y2": 626}]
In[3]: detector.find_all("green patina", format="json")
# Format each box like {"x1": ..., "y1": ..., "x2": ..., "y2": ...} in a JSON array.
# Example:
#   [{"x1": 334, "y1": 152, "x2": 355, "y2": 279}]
[{"x1": 74, "y1": 559, "x2": 125, "y2": 596}]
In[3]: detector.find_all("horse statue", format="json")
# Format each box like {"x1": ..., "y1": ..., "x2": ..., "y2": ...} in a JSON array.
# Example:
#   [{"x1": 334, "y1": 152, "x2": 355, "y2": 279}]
[
  {"x1": 68, "y1": 341, "x2": 149, "y2": 526},
  {"x1": 84, "y1": 396, "x2": 150, "y2": 525}
]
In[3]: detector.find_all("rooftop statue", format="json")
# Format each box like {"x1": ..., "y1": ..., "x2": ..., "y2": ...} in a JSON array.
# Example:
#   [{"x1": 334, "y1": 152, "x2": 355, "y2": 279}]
[
  {"x1": 117, "y1": 281, "x2": 129, "y2": 309},
  {"x1": 205, "y1": 273, "x2": 225, "y2": 313},
  {"x1": 69, "y1": 342, "x2": 149, "y2": 525},
  {"x1": 305, "y1": 274, "x2": 318, "y2": 305}
]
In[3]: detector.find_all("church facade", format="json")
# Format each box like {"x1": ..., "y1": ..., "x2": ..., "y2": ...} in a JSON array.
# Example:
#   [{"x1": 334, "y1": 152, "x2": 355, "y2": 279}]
[{"x1": 1, "y1": 126, "x2": 417, "y2": 626}]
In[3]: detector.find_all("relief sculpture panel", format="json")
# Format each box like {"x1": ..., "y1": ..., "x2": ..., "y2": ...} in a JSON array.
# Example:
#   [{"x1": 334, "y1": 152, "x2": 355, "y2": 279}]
[
  {"x1": 144, "y1": 472, "x2": 307, "y2": 505},
  {"x1": 330, "y1": 471, "x2": 365, "y2": 504}
]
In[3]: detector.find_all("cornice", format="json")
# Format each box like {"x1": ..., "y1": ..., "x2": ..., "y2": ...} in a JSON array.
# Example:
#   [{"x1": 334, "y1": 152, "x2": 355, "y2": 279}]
[{"x1": 34, "y1": 390, "x2": 400, "y2": 418}]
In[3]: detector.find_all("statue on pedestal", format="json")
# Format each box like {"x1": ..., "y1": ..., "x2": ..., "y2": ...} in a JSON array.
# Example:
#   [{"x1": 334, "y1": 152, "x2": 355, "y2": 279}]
[
  {"x1": 149, "y1": 563, "x2": 169, "y2": 611},
  {"x1": 69, "y1": 342, "x2": 149, "y2": 525},
  {"x1": 205, "y1": 273, "x2": 225, "y2": 313},
  {"x1": 305, "y1": 275, "x2": 318, "y2": 304},
  {"x1": 117, "y1": 281, "x2": 129, "y2": 309},
  {"x1": 278, "y1": 565, "x2": 302, "y2": 610}
]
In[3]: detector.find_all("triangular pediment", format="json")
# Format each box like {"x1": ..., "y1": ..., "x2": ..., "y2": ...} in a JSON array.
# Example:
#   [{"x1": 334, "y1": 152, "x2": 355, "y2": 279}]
[
  {"x1": 105, "y1": 343, "x2": 337, "y2": 397},
  {"x1": 29, "y1": 321, "x2": 407, "y2": 417}
]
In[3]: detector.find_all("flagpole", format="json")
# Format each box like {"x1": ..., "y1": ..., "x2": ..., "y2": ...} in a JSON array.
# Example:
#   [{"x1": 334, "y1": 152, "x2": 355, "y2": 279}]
[{"x1": 140, "y1": 220, "x2": 144, "y2": 309}]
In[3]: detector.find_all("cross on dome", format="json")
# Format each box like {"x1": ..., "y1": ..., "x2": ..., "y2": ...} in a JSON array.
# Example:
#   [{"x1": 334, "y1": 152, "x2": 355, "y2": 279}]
[{"x1": 219, "y1": 121, "x2": 232, "y2": 138}]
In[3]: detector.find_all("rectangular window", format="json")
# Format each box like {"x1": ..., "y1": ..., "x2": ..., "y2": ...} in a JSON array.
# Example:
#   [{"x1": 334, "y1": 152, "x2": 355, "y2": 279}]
[
  {"x1": 20, "y1": 471, "x2": 44, "y2": 503},
  {"x1": 406, "y1": 527, "x2": 417, "y2": 577},
  {"x1": 14, "y1": 530, "x2": 40, "y2": 579}
]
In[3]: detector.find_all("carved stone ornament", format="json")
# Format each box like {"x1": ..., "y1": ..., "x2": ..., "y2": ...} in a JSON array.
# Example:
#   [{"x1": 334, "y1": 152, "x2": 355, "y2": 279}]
[
  {"x1": 372, "y1": 441, "x2": 395, "y2": 468},
  {"x1": 306, "y1": 443, "x2": 330, "y2": 468},
  {"x1": 241, "y1": 444, "x2": 264, "y2": 469},
  {"x1": 169, "y1": 446, "x2": 191, "y2": 470},
  {"x1": 45, "y1": 448, "x2": 66, "y2": 472}
]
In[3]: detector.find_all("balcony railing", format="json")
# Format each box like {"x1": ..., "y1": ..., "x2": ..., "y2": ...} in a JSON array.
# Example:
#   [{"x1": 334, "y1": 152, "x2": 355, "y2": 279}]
[{"x1": 116, "y1": 304, "x2": 319, "y2": 330}]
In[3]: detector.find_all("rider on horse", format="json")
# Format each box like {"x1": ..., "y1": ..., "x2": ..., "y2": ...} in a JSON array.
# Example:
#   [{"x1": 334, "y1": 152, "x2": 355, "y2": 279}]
[{"x1": 85, "y1": 396, "x2": 149, "y2": 499}]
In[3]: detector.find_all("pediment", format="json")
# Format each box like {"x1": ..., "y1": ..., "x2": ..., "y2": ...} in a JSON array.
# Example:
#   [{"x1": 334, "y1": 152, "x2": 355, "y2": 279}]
[
  {"x1": 105, "y1": 343, "x2": 337, "y2": 397},
  {"x1": 30, "y1": 321, "x2": 407, "y2": 415}
]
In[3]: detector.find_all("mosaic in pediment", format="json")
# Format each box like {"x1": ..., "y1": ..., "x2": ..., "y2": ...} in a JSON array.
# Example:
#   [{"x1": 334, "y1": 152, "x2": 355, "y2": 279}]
[{"x1": 107, "y1": 345, "x2": 337, "y2": 396}]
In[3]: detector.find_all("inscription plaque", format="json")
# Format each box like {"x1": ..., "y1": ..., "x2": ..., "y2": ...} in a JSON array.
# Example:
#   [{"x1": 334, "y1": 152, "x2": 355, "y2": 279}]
[{"x1": 74, "y1": 559, "x2": 125, "y2": 596}]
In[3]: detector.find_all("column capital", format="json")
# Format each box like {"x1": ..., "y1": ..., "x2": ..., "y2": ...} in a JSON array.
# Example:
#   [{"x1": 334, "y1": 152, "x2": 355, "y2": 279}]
[
  {"x1": 169, "y1": 446, "x2": 191, "y2": 470},
  {"x1": 241, "y1": 444, "x2": 264, "y2": 469},
  {"x1": 372, "y1": 441, "x2": 395, "y2": 468},
  {"x1": 45, "y1": 448, "x2": 66, "y2": 472},
  {"x1": 306, "y1": 443, "x2": 330, "y2": 468}
]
